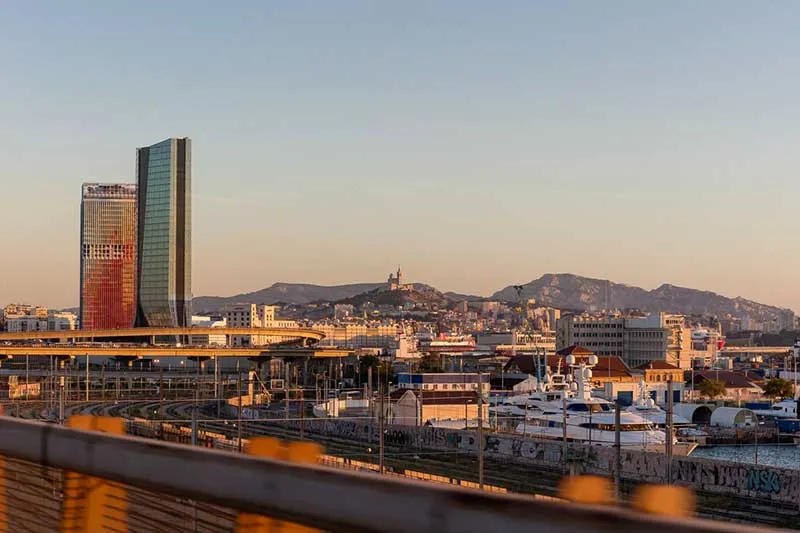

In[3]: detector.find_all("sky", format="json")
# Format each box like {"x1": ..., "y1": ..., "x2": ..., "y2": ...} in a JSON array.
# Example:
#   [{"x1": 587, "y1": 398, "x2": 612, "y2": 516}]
[{"x1": 1, "y1": 1, "x2": 799, "y2": 310}]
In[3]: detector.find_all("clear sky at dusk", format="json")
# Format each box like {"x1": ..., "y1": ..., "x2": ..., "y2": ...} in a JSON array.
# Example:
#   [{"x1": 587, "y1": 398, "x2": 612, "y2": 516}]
[{"x1": 1, "y1": 1, "x2": 799, "y2": 309}]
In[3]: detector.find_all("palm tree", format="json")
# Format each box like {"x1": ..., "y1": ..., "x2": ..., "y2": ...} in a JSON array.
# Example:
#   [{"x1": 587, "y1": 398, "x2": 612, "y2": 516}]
[{"x1": 698, "y1": 379, "x2": 726, "y2": 401}]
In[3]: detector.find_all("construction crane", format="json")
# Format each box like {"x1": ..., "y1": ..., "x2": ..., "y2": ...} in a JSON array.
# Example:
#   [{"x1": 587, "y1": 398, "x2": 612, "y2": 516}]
[{"x1": 511, "y1": 285, "x2": 545, "y2": 384}]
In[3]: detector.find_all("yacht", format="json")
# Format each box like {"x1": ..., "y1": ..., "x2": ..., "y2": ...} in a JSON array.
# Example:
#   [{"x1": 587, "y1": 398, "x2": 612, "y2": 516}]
[
  {"x1": 490, "y1": 369, "x2": 572, "y2": 418},
  {"x1": 626, "y1": 380, "x2": 691, "y2": 428},
  {"x1": 750, "y1": 398, "x2": 799, "y2": 419},
  {"x1": 514, "y1": 355, "x2": 696, "y2": 455}
]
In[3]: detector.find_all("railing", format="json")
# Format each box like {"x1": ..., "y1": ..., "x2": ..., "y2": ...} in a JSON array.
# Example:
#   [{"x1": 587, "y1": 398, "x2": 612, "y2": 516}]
[{"x1": 0, "y1": 415, "x2": 785, "y2": 532}]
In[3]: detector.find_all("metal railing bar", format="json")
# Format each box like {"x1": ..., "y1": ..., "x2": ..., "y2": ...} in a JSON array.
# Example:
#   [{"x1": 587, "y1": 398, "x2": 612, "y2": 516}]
[{"x1": 0, "y1": 417, "x2": 780, "y2": 533}]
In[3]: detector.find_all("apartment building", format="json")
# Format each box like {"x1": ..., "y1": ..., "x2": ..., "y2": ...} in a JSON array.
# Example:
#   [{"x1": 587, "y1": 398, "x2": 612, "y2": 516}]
[
  {"x1": 224, "y1": 304, "x2": 298, "y2": 346},
  {"x1": 313, "y1": 323, "x2": 402, "y2": 349},
  {"x1": 47, "y1": 312, "x2": 78, "y2": 331},
  {"x1": 556, "y1": 312, "x2": 694, "y2": 369},
  {"x1": 623, "y1": 314, "x2": 687, "y2": 369},
  {"x1": 2, "y1": 305, "x2": 77, "y2": 332},
  {"x1": 555, "y1": 314, "x2": 625, "y2": 357}
]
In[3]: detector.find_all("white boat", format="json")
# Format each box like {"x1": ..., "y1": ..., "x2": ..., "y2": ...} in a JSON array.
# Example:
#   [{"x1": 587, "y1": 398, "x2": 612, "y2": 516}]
[
  {"x1": 750, "y1": 399, "x2": 799, "y2": 419},
  {"x1": 489, "y1": 400, "x2": 527, "y2": 417},
  {"x1": 626, "y1": 380, "x2": 691, "y2": 428},
  {"x1": 514, "y1": 355, "x2": 696, "y2": 455},
  {"x1": 489, "y1": 370, "x2": 571, "y2": 418}
]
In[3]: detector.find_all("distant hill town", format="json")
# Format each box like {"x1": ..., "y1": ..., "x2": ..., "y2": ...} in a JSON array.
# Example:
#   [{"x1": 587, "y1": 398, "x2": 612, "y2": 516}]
[{"x1": 192, "y1": 273, "x2": 793, "y2": 325}]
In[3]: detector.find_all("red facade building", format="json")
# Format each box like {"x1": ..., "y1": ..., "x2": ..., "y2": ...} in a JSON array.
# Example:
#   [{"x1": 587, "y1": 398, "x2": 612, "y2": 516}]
[{"x1": 79, "y1": 183, "x2": 137, "y2": 330}]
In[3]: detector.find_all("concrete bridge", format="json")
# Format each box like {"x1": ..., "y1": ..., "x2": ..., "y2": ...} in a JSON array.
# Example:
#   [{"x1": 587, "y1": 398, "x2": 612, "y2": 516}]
[{"x1": 0, "y1": 326, "x2": 325, "y2": 343}]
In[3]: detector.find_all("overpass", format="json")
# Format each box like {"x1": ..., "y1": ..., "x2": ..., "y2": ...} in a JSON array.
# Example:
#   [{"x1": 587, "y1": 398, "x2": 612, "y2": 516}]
[
  {"x1": 0, "y1": 326, "x2": 325, "y2": 343},
  {"x1": 720, "y1": 346, "x2": 792, "y2": 355},
  {"x1": 0, "y1": 345, "x2": 350, "y2": 359}
]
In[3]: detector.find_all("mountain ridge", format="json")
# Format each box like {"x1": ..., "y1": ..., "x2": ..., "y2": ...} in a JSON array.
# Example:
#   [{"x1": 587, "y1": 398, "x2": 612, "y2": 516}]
[
  {"x1": 166, "y1": 274, "x2": 791, "y2": 322},
  {"x1": 491, "y1": 273, "x2": 791, "y2": 321}
]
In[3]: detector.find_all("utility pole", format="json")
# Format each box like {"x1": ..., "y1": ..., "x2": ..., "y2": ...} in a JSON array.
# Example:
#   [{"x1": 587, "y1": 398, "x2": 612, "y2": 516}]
[
  {"x1": 379, "y1": 364, "x2": 385, "y2": 474},
  {"x1": 794, "y1": 340, "x2": 798, "y2": 395},
  {"x1": 478, "y1": 370, "x2": 484, "y2": 489},
  {"x1": 237, "y1": 370, "x2": 243, "y2": 452},
  {"x1": 285, "y1": 361, "x2": 290, "y2": 428},
  {"x1": 614, "y1": 402, "x2": 621, "y2": 499},
  {"x1": 214, "y1": 355, "x2": 221, "y2": 417},
  {"x1": 192, "y1": 360, "x2": 199, "y2": 447},
  {"x1": 754, "y1": 418, "x2": 759, "y2": 466},
  {"x1": 666, "y1": 379, "x2": 674, "y2": 484},
  {"x1": 85, "y1": 354, "x2": 90, "y2": 402},
  {"x1": 58, "y1": 363, "x2": 64, "y2": 425},
  {"x1": 300, "y1": 387, "x2": 305, "y2": 440},
  {"x1": 159, "y1": 367, "x2": 164, "y2": 419},
  {"x1": 562, "y1": 395, "x2": 568, "y2": 475}
]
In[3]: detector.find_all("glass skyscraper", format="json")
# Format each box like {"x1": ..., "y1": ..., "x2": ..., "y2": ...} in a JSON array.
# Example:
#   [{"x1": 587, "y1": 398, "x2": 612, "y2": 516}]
[
  {"x1": 135, "y1": 137, "x2": 192, "y2": 328},
  {"x1": 80, "y1": 183, "x2": 138, "y2": 330}
]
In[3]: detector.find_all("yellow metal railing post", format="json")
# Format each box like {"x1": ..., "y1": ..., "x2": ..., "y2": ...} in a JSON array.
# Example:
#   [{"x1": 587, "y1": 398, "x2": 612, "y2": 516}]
[
  {"x1": 633, "y1": 484, "x2": 695, "y2": 518},
  {"x1": 60, "y1": 416, "x2": 127, "y2": 533},
  {"x1": 236, "y1": 438, "x2": 322, "y2": 533}
]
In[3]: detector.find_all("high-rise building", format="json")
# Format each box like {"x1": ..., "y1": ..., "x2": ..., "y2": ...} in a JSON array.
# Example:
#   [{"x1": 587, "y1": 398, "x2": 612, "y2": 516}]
[
  {"x1": 79, "y1": 183, "x2": 138, "y2": 330},
  {"x1": 135, "y1": 137, "x2": 192, "y2": 327}
]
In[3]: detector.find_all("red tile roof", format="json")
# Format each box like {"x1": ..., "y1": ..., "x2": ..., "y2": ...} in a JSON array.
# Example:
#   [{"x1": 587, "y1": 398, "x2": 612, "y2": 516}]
[
  {"x1": 636, "y1": 361, "x2": 681, "y2": 371},
  {"x1": 555, "y1": 345, "x2": 595, "y2": 357},
  {"x1": 504, "y1": 351, "x2": 632, "y2": 378},
  {"x1": 693, "y1": 371, "x2": 761, "y2": 390}
]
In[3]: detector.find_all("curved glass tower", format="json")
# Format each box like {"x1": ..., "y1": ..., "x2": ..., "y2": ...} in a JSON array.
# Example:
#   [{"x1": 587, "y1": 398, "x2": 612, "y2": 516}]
[{"x1": 135, "y1": 137, "x2": 192, "y2": 328}]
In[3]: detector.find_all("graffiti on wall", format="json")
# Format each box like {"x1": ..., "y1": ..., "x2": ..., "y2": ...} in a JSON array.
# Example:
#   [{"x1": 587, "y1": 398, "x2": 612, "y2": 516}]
[
  {"x1": 747, "y1": 470, "x2": 781, "y2": 494},
  {"x1": 278, "y1": 413, "x2": 800, "y2": 504}
]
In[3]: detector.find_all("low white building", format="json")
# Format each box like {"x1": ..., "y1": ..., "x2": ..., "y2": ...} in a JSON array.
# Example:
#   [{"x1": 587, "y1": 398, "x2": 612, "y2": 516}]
[
  {"x1": 190, "y1": 315, "x2": 227, "y2": 346},
  {"x1": 385, "y1": 389, "x2": 489, "y2": 426}
]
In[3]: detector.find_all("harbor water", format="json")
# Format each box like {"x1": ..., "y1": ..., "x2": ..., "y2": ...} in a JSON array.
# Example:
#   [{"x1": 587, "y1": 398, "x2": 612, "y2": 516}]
[{"x1": 692, "y1": 443, "x2": 800, "y2": 469}]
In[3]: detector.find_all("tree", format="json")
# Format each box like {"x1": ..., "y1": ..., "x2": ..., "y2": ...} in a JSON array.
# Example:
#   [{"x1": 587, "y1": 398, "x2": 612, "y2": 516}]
[
  {"x1": 698, "y1": 379, "x2": 726, "y2": 400},
  {"x1": 763, "y1": 378, "x2": 794, "y2": 400}
]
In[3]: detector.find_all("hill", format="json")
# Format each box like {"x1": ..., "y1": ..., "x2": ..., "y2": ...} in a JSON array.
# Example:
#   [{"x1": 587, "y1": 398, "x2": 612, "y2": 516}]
[
  {"x1": 336, "y1": 285, "x2": 450, "y2": 308},
  {"x1": 491, "y1": 273, "x2": 791, "y2": 322},
  {"x1": 192, "y1": 282, "x2": 384, "y2": 312}
]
